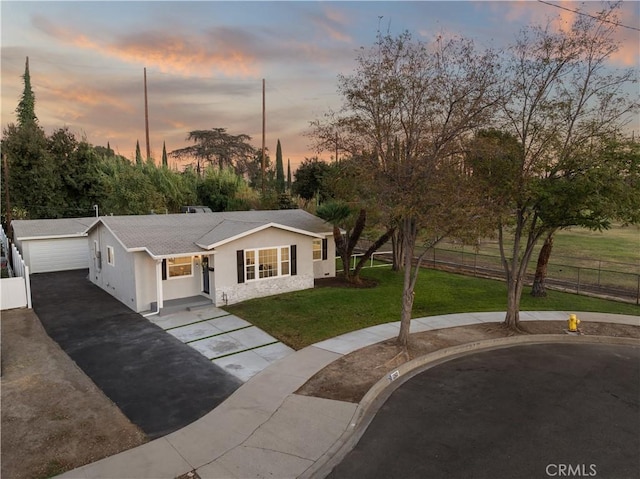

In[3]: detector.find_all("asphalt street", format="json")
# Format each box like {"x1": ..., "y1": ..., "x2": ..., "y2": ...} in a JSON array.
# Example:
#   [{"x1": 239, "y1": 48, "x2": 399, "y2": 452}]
[
  {"x1": 30, "y1": 270, "x2": 242, "y2": 439},
  {"x1": 329, "y1": 343, "x2": 640, "y2": 479}
]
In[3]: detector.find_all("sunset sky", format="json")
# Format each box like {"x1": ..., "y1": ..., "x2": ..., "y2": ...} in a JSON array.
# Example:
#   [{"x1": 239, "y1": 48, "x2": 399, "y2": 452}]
[{"x1": 2, "y1": 1, "x2": 638, "y2": 171}]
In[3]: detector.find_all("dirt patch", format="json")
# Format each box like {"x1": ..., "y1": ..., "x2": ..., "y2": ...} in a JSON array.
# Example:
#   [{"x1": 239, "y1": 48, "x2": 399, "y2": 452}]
[
  {"x1": 315, "y1": 276, "x2": 378, "y2": 288},
  {"x1": 1, "y1": 309, "x2": 148, "y2": 479},
  {"x1": 296, "y1": 320, "x2": 640, "y2": 403}
]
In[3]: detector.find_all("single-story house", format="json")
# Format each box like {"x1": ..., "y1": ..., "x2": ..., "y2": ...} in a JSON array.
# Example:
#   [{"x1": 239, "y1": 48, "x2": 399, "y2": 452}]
[
  {"x1": 85, "y1": 209, "x2": 336, "y2": 312},
  {"x1": 12, "y1": 217, "x2": 98, "y2": 273}
]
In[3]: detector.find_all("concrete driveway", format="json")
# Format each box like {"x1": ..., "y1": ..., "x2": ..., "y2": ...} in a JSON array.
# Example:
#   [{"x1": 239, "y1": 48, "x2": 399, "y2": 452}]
[
  {"x1": 30, "y1": 270, "x2": 242, "y2": 439},
  {"x1": 149, "y1": 307, "x2": 294, "y2": 382},
  {"x1": 329, "y1": 343, "x2": 640, "y2": 479}
]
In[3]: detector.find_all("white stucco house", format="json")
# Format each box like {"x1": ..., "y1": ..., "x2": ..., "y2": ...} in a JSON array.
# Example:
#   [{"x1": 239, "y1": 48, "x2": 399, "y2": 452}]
[
  {"x1": 85, "y1": 209, "x2": 336, "y2": 313},
  {"x1": 12, "y1": 217, "x2": 97, "y2": 273}
]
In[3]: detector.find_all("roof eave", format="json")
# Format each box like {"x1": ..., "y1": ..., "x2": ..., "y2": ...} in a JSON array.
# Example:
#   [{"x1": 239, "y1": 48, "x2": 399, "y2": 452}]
[
  {"x1": 15, "y1": 233, "x2": 88, "y2": 241},
  {"x1": 147, "y1": 250, "x2": 213, "y2": 261},
  {"x1": 197, "y1": 223, "x2": 325, "y2": 250}
]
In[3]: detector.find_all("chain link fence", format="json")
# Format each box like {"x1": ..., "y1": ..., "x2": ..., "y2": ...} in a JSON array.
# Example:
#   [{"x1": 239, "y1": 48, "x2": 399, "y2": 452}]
[{"x1": 354, "y1": 240, "x2": 639, "y2": 305}]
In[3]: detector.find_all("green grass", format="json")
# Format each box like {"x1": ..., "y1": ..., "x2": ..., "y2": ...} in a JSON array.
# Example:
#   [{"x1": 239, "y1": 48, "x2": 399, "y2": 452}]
[
  {"x1": 226, "y1": 267, "x2": 639, "y2": 350},
  {"x1": 437, "y1": 224, "x2": 639, "y2": 272},
  {"x1": 553, "y1": 225, "x2": 640, "y2": 269}
]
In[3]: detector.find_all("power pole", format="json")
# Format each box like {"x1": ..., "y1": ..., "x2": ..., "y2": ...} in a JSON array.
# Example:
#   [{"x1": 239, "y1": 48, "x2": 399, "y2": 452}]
[
  {"x1": 261, "y1": 78, "x2": 266, "y2": 195},
  {"x1": 144, "y1": 67, "x2": 151, "y2": 161}
]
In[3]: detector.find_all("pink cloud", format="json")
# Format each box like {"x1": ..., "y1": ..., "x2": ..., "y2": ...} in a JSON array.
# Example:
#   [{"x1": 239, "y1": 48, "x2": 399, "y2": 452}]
[
  {"x1": 42, "y1": 83, "x2": 134, "y2": 113},
  {"x1": 111, "y1": 33, "x2": 259, "y2": 77},
  {"x1": 312, "y1": 6, "x2": 353, "y2": 43},
  {"x1": 33, "y1": 15, "x2": 260, "y2": 78},
  {"x1": 485, "y1": 0, "x2": 638, "y2": 66}
]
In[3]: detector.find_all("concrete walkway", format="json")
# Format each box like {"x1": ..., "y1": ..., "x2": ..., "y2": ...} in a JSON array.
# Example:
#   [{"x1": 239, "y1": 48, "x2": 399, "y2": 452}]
[
  {"x1": 56, "y1": 311, "x2": 639, "y2": 479},
  {"x1": 149, "y1": 307, "x2": 294, "y2": 382}
]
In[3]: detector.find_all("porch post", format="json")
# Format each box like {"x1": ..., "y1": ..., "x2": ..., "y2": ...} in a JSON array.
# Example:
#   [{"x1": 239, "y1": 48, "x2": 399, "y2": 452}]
[{"x1": 156, "y1": 260, "x2": 164, "y2": 310}]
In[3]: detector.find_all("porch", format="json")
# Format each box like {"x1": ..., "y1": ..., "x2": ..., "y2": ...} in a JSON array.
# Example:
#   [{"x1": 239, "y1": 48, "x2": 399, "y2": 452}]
[{"x1": 151, "y1": 295, "x2": 213, "y2": 316}]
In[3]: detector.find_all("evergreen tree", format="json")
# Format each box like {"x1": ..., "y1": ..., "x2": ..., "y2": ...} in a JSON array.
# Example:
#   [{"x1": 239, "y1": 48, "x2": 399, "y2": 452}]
[
  {"x1": 2, "y1": 57, "x2": 61, "y2": 219},
  {"x1": 170, "y1": 128, "x2": 256, "y2": 175},
  {"x1": 196, "y1": 166, "x2": 254, "y2": 212},
  {"x1": 162, "y1": 141, "x2": 168, "y2": 167},
  {"x1": 292, "y1": 157, "x2": 332, "y2": 202},
  {"x1": 2, "y1": 124, "x2": 61, "y2": 219},
  {"x1": 275, "y1": 139, "x2": 285, "y2": 193},
  {"x1": 287, "y1": 159, "x2": 292, "y2": 191},
  {"x1": 16, "y1": 57, "x2": 37, "y2": 127},
  {"x1": 135, "y1": 140, "x2": 142, "y2": 165}
]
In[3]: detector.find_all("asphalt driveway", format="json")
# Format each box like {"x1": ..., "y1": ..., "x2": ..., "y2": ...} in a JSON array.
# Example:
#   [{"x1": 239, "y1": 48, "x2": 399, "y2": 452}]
[
  {"x1": 30, "y1": 270, "x2": 242, "y2": 439},
  {"x1": 329, "y1": 343, "x2": 640, "y2": 479}
]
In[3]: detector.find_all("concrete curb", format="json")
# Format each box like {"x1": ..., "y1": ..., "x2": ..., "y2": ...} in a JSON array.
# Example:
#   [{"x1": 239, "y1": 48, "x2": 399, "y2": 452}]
[
  {"x1": 49, "y1": 312, "x2": 639, "y2": 479},
  {"x1": 303, "y1": 333, "x2": 640, "y2": 479}
]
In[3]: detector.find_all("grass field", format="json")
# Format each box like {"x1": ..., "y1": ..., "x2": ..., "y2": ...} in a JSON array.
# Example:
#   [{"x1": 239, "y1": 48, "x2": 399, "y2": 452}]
[
  {"x1": 552, "y1": 225, "x2": 639, "y2": 268},
  {"x1": 423, "y1": 224, "x2": 639, "y2": 295},
  {"x1": 227, "y1": 266, "x2": 639, "y2": 350},
  {"x1": 437, "y1": 223, "x2": 639, "y2": 272}
]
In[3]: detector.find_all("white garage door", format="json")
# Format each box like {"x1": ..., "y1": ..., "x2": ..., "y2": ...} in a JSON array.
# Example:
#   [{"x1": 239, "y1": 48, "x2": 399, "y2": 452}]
[{"x1": 27, "y1": 238, "x2": 90, "y2": 273}]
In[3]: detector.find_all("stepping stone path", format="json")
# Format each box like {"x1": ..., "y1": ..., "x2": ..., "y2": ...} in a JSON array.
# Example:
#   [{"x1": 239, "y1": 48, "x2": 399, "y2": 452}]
[{"x1": 149, "y1": 306, "x2": 294, "y2": 382}]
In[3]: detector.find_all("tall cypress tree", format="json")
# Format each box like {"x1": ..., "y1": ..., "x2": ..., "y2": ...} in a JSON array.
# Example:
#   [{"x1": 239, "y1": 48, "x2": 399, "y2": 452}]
[
  {"x1": 287, "y1": 159, "x2": 292, "y2": 191},
  {"x1": 16, "y1": 57, "x2": 37, "y2": 127},
  {"x1": 275, "y1": 139, "x2": 285, "y2": 193},
  {"x1": 162, "y1": 141, "x2": 168, "y2": 167},
  {"x1": 135, "y1": 140, "x2": 143, "y2": 165},
  {"x1": 3, "y1": 58, "x2": 61, "y2": 219}
]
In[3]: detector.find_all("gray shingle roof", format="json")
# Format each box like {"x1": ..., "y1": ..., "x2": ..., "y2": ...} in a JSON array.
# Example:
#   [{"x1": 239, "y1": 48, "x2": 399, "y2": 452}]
[
  {"x1": 195, "y1": 219, "x2": 268, "y2": 249},
  {"x1": 12, "y1": 217, "x2": 97, "y2": 239},
  {"x1": 90, "y1": 210, "x2": 332, "y2": 258}
]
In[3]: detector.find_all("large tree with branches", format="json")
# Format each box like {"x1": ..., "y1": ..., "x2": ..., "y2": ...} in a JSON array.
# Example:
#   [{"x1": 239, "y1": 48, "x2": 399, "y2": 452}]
[
  {"x1": 488, "y1": 3, "x2": 638, "y2": 330},
  {"x1": 313, "y1": 31, "x2": 500, "y2": 347},
  {"x1": 170, "y1": 128, "x2": 256, "y2": 176},
  {"x1": 529, "y1": 137, "x2": 640, "y2": 298}
]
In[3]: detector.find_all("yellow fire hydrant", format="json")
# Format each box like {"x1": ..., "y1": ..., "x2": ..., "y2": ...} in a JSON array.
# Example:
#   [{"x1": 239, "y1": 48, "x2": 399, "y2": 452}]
[{"x1": 568, "y1": 314, "x2": 580, "y2": 333}]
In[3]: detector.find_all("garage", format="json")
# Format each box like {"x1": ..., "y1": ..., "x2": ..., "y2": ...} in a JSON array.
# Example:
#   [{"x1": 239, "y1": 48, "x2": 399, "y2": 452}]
[{"x1": 12, "y1": 218, "x2": 97, "y2": 273}]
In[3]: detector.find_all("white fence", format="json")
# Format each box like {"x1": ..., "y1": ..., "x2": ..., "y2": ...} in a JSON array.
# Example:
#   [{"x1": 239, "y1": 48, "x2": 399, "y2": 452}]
[
  {"x1": 0, "y1": 225, "x2": 8, "y2": 255},
  {"x1": 1, "y1": 226, "x2": 32, "y2": 310},
  {"x1": 337, "y1": 251, "x2": 393, "y2": 273}
]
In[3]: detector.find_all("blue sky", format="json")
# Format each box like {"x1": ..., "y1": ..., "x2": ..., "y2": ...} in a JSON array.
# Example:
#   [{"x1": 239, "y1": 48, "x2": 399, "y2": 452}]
[{"x1": 2, "y1": 1, "x2": 638, "y2": 169}]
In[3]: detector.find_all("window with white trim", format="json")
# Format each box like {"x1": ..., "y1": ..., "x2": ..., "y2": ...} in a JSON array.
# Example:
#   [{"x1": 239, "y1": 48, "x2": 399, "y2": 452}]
[
  {"x1": 167, "y1": 257, "x2": 193, "y2": 278},
  {"x1": 245, "y1": 246, "x2": 290, "y2": 281},
  {"x1": 106, "y1": 246, "x2": 115, "y2": 266},
  {"x1": 312, "y1": 239, "x2": 322, "y2": 261}
]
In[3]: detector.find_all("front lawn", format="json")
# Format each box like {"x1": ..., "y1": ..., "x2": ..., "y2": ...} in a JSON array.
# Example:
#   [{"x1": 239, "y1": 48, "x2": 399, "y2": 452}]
[{"x1": 226, "y1": 267, "x2": 639, "y2": 350}]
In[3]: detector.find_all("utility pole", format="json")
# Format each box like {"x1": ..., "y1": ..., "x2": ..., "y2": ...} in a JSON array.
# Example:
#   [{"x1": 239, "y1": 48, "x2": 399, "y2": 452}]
[
  {"x1": 144, "y1": 67, "x2": 151, "y2": 161},
  {"x1": 261, "y1": 78, "x2": 266, "y2": 195}
]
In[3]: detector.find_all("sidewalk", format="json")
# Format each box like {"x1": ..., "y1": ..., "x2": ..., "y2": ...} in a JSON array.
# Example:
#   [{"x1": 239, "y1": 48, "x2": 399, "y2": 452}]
[{"x1": 56, "y1": 311, "x2": 639, "y2": 479}]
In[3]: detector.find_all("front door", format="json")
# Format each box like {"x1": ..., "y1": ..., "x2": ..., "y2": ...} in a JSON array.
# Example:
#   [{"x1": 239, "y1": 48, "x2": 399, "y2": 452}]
[{"x1": 202, "y1": 256, "x2": 210, "y2": 294}]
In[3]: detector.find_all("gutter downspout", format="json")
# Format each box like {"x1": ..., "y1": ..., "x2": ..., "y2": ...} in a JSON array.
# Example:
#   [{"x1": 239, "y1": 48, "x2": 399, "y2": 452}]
[{"x1": 143, "y1": 260, "x2": 164, "y2": 317}]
